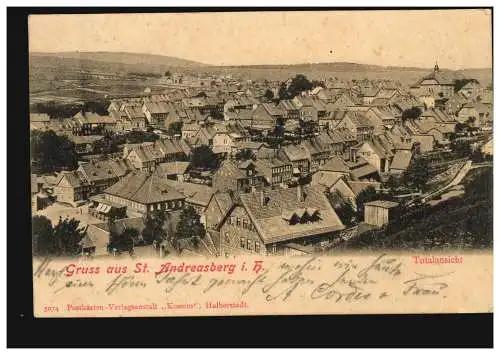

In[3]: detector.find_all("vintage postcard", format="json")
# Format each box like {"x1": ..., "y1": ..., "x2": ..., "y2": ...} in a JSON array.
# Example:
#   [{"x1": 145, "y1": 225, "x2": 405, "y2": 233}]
[{"x1": 29, "y1": 9, "x2": 493, "y2": 318}]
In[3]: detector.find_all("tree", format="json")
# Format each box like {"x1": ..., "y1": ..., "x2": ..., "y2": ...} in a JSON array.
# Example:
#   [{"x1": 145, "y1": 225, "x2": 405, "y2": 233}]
[
  {"x1": 454, "y1": 122, "x2": 469, "y2": 134},
  {"x1": 451, "y1": 141, "x2": 472, "y2": 158},
  {"x1": 453, "y1": 78, "x2": 475, "y2": 92},
  {"x1": 311, "y1": 80, "x2": 326, "y2": 89},
  {"x1": 355, "y1": 186, "x2": 380, "y2": 220},
  {"x1": 176, "y1": 206, "x2": 205, "y2": 242},
  {"x1": 273, "y1": 118, "x2": 286, "y2": 138},
  {"x1": 278, "y1": 83, "x2": 290, "y2": 100},
  {"x1": 32, "y1": 216, "x2": 55, "y2": 256},
  {"x1": 235, "y1": 149, "x2": 256, "y2": 161},
  {"x1": 190, "y1": 145, "x2": 219, "y2": 170},
  {"x1": 142, "y1": 210, "x2": 168, "y2": 244},
  {"x1": 334, "y1": 201, "x2": 357, "y2": 226},
  {"x1": 299, "y1": 119, "x2": 317, "y2": 135},
  {"x1": 287, "y1": 74, "x2": 314, "y2": 98},
  {"x1": 84, "y1": 100, "x2": 111, "y2": 116},
  {"x1": 108, "y1": 227, "x2": 138, "y2": 254},
  {"x1": 402, "y1": 157, "x2": 430, "y2": 191},
  {"x1": 263, "y1": 89, "x2": 274, "y2": 101},
  {"x1": 384, "y1": 175, "x2": 402, "y2": 194},
  {"x1": 167, "y1": 121, "x2": 183, "y2": 137},
  {"x1": 106, "y1": 208, "x2": 126, "y2": 224},
  {"x1": 401, "y1": 107, "x2": 422, "y2": 121},
  {"x1": 465, "y1": 168, "x2": 493, "y2": 200},
  {"x1": 122, "y1": 130, "x2": 159, "y2": 144},
  {"x1": 470, "y1": 150, "x2": 484, "y2": 163},
  {"x1": 30, "y1": 130, "x2": 78, "y2": 174},
  {"x1": 52, "y1": 217, "x2": 86, "y2": 256}
]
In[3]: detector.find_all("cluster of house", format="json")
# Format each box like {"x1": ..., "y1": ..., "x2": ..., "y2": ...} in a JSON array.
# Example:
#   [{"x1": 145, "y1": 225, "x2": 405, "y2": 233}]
[{"x1": 31, "y1": 64, "x2": 493, "y2": 257}]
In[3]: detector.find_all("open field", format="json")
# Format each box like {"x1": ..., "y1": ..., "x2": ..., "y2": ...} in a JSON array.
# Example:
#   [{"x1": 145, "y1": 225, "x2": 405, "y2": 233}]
[{"x1": 29, "y1": 52, "x2": 492, "y2": 104}]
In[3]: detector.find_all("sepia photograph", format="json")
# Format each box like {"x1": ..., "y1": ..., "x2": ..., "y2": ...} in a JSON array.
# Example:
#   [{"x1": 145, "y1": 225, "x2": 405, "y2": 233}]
[{"x1": 25, "y1": 9, "x2": 493, "y2": 319}]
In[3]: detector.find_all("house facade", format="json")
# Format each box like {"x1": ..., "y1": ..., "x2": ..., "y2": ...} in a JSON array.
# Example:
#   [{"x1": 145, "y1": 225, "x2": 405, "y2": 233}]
[{"x1": 214, "y1": 186, "x2": 345, "y2": 256}]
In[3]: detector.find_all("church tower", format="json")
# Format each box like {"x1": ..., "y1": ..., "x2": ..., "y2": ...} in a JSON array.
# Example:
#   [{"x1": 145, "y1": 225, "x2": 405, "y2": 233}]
[{"x1": 434, "y1": 62, "x2": 440, "y2": 73}]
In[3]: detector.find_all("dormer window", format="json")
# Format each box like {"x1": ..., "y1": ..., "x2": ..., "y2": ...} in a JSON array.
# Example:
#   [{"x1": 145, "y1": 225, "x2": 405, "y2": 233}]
[{"x1": 282, "y1": 208, "x2": 321, "y2": 225}]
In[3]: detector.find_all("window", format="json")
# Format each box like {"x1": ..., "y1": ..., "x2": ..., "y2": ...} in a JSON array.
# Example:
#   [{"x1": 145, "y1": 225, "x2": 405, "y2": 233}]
[
  {"x1": 242, "y1": 220, "x2": 247, "y2": 229},
  {"x1": 247, "y1": 239, "x2": 252, "y2": 250},
  {"x1": 236, "y1": 218, "x2": 241, "y2": 227},
  {"x1": 240, "y1": 237, "x2": 245, "y2": 248},
  {"x1": 224, "y1": 232, "x2": 230, "y2": 243},
  {"x1": 255, "y1": 242, "x2": 260, "y2": 253}
]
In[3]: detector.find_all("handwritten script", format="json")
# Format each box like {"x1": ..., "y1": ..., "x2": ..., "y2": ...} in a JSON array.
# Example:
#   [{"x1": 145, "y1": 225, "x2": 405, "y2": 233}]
[{"x1": 33, "y1": 254, "x2": 454, "y2": 304}]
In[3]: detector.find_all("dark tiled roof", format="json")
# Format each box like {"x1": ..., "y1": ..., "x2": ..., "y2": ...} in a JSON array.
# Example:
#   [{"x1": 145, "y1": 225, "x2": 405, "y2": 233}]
[
  {"x1": 320, "y1": 156, "x2": 350, "y2": 173},
  {"x1": 165, "y1": 180, "x2": 215, "y2": 207},
  {"x1": 281, "y1": 144, "x2": 311, "y2": 161},
  {"x1": 105, "y1": 171, "x2": 184, "y2": 204},
  {"x1": 239, "y1": 186, "x2": 344, "y2": 244},
  {"x1": 390, "y1": 150, "x2": 413, "y2": 171}
]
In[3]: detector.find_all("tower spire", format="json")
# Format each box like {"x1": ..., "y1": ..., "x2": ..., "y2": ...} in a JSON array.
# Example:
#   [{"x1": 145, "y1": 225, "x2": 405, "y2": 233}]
[{"x1": 434, "y1": 61, "x2": 439, "y2": 73}]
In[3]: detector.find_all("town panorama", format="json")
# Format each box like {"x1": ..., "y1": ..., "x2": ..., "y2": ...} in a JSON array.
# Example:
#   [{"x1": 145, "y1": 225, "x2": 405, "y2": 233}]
[{"x1": 30, "y1": 52, "x2": 493, "y2": 259}]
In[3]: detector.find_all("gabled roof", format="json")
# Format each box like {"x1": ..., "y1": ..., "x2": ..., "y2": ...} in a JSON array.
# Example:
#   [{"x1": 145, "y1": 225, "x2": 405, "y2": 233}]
[
  {"x1": 182, "y1": 122, "x2": 202, "y2": 132},
  {"x1": 303, "y1": 137, "x2": 330, "y2": 155},
  {"x1": 349, "y1": 161, "x2": 379, "y2": 180},
  {"x1": 279, "y1": 100, "x2": 300, "y2": 111},
  {"x1": 254, "y1": 157, "x2": 290, "y2": 179},
  {"x1": 213, "y1": 192, "x2": 234, "y2": 216},
  {"x1": 237, "y1": 186, "x2": 344, "y2": 244},
  {"x1": 262, "y1": 103, "x2": 286, "y2": 117},
  {"x1": 73, "y1": 112, "x2": 116, "y2": 125},
  {"x1": 281, "y1": 144, "x2": 311, "y2": 161},
  {"x1": 362, "y1": 87, "x2": 379, "y2": 97},
  {"x1": 320, "y1": 156, "x2": 350, "y2": 173},
  {"x1": 326, "y1": 109, "x2": 350, "y2": 121},
  {"x1": 164, "y1": 180, "x2": 215, "y2": 207},
  {"x1": 55, "y1": 171, "x2": 89, "y2": 188},
  {"x1": 411, "y1": 68, "x2": 459, "y2": 87},
  {"x1": 143, "y1": 101, "x2": 170, "y2": 114},
  {"x1": 348, "y1": 112, "x2": 375, "y2": 128},
  {"x1": 78, "y1": 159, "x2": 133, "y2": 182},
  {"x1": 327, "y1": 128, "x2": 357, "y2": 143},
  {"x1": 104, "y1": 171, "x2": 184, "y2": 205},
  {"x1": 157, "y1": 161, "x2": 190, "y2": 175},
  {"x1": 236, "y1": 141, "x2": 265, "y2": 150},
  {"x1": 124, "y1": 105, "x2": 146, "y2": 120},
  {"x1": 390, "y1": 150, "x2": 413, "y2": 171},
  {"x1": 215, "y1": 160, "x2": 247, "y2": 180},
  {"x1": 30, "y1": 113, "x2": 50, "y2": 122},
  {"x1": 376, "y1": 88, "x2": 400, "y2": 99},
  {"x1": 347, "y1": 180, "x2": 381, "y2": 196}
]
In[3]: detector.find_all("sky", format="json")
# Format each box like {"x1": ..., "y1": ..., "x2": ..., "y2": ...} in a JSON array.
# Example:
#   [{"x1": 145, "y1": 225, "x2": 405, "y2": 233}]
[{"x1": 28, "y1": 10, "x2": 492, "y2": 69}]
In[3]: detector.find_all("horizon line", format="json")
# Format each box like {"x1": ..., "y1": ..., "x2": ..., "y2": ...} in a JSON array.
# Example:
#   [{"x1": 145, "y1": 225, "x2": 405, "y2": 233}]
[{"x1": 29, "y1": 50, "x2": 493, "y2": 71}]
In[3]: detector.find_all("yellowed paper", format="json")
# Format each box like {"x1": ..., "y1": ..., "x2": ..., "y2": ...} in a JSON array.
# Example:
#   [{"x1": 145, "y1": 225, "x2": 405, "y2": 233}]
[
  {"x1": 29, "y1": 10, "x2": 493, "y2": 318},
  {"x1": 33, "y1": 252, "x2": 492, "y2": 317}
]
